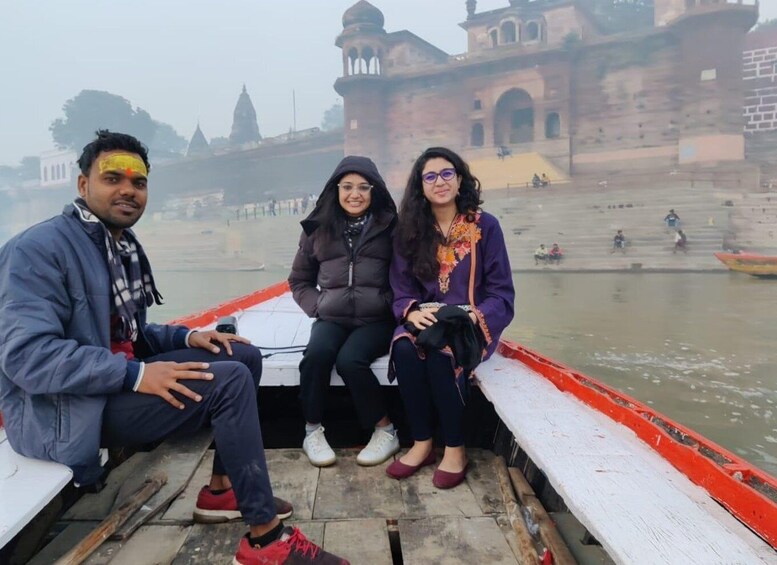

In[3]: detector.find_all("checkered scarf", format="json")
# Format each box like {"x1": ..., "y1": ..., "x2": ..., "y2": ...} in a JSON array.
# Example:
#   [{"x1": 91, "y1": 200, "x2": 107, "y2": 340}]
[
  {"x1": 73, "y1": 198, "x2": 161, "y2": 342},
  {"x1": 344, "y1": 213, "x2": 369, "y2": 249}
]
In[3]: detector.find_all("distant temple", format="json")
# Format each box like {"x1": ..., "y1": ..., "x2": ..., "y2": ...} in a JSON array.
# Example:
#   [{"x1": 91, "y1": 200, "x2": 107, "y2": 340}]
[
  {"x1": 229, "y1": 84, "x2": 262, "y2": 146},
  {"x1": 334, "y1": 0, "x2": 760, "y2": 187},
  {"x1": 186, "y1": 123, "x2": 212, "y2": 158}
]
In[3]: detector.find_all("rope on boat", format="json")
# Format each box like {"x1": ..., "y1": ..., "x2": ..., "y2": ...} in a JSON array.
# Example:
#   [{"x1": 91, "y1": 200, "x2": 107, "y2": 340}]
[{"x1": 257, "y1": 345, "x2": 307, "y2": 359}]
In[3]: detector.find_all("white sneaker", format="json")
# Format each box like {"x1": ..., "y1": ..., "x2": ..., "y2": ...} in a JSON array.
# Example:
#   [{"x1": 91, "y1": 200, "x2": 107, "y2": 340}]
[
  {"x1": 302, "y1": 426, "x2": 336, "y2": 467},
  {"x1": 357, "y1": 428, "x2": 400, "y2": 466}
]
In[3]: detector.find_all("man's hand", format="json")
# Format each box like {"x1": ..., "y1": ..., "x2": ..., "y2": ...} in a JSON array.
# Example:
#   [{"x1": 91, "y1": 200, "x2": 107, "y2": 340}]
[
  {"x1": 138, "y1": 361, "x2": 214, "y2": 410},
  {"x1": 188, "y1": 330, "x2": 251, "y2": 356}
]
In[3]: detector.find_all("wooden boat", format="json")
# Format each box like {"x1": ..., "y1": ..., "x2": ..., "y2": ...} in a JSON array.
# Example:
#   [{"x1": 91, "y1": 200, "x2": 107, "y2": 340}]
[
  {"x1": 3, "y1": 281, "x2": 777, "y2": 564},
  {"x1": 715, "y1": 252, "x2": 777, "y2": 277}
]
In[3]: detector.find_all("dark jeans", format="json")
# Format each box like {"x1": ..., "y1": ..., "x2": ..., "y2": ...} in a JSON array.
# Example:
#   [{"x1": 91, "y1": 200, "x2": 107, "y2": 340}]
[
  {"x1": 393, "y1": 338, "x2": 466, "y2": 447},
  {"x1": 299, "y1": 318, "x2": 394, "y2": 430},
  {"x1": 100, "y1": 343, "x2": 275, "y2": 525}
]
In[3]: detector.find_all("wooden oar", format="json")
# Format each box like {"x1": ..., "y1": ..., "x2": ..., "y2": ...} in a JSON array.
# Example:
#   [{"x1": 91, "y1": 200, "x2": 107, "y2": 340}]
[
  {"x1": 508, "y1": 467, "x2": 577, "y2": 565},
  {"x1": 494, "y1": 456, "x2": 540, "y2": 565},
  {"x1": 53, "y1": 472, "x2": 167, "y2": 565}
]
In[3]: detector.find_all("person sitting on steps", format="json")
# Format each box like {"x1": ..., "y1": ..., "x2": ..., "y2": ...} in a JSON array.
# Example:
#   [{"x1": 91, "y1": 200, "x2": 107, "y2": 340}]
[
  {"x1": 673, "y1": 229, "x2": 687, "y2": 254},
  {"x1": 534, "y1": 243, "x2": 548, "y2": 265},
  {"x1": 548, "y1": 243, "x2": 563, "y2": 264},
  {"x1": 612, "y1": 230, "x2": 626, "y2": 254}
]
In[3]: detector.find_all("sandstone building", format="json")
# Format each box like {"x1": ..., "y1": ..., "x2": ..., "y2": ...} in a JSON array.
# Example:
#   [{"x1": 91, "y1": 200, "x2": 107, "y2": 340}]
[{"x1": 335, "y1": 0, "x2": 759, "y2": 189}]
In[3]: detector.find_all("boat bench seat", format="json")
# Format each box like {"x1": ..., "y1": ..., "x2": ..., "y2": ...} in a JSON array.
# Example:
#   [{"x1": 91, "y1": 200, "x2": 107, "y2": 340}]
[
  {"x1": 221, "y1": 294, "x2": 395, "y2": 386},
  {"x1": 0, "y1": 425, "x2": 72, "y2": 550},
  {"x1": 474, "y1": 354, "x2": 777, "y2": 564}
]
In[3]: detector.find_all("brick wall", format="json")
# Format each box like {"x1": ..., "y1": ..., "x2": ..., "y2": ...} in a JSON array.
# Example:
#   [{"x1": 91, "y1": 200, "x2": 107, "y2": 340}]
[{"x1": 743, "y1": 32, "x2": 777, "y2": 132}]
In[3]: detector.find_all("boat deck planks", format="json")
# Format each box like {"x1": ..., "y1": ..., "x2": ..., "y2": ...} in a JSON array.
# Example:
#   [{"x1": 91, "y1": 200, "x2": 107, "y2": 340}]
[
  {"x1": 33, "y1": 448, "x2": 517, "y2": 564},
  {"x1": 313, "y1": 450, "x2": 405, "y2": 520},
  {"x1": 322, "y1": 519, "x2": 393, "y2": 565},
  {"x1": 92, "y1": 525, "x2": 191, "y2": 565},
  {"x1": 261, "y1": 448, "x2": 320, "y2": 521},
  {"x1": 398, "y1": 516, "x2": 519, "y2": 565},
  {"x1": 477, "y1": 353, "x2": 777, "y2": 564},
  {"x1": 159, "y1": 450, "x2": 216, "y2": 523}
]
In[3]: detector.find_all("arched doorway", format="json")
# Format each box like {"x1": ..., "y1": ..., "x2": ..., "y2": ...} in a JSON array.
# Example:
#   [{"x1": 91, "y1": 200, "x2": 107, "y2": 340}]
[{"x1": 494, "y1": 88, "x2": 534, "y2": 145}]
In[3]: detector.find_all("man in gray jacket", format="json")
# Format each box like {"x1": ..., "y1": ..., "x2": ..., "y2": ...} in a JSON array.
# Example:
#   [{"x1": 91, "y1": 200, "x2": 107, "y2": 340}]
[{"x1": 0, "y1": 131, "x2": 348, "y2": 565}]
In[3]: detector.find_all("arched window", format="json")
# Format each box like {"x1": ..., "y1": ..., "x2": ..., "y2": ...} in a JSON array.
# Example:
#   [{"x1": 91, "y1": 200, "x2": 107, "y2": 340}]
[
  {"x1": 53, "y1": 165, "x2": 58, "y2": 180},
  {"x1": 348, "y1": 47, "x2": 359, "y2": 75},
  {"x1": 362, "y1": 46, "x2": 375, "y2": 75},
  {"x1": 525, "y1": 21, "x2": 539, "y2": 42},
  {"x1": 501, "y1": 21, "x2": 516, "y2": 44},
  {"x1": 471, "y1": 123, "x2": 485, "y2": 147},
  {"x1": 61, "y1": 163, "x2": 66, "y2": 178},
  {"x1": 43, "y1": 167, "x2": 48, "y2": 182},
  {"x1": 545, "y1": 112, "x2": 561, "y2": 139},
  {"x1": 490, "y1": 29, "x2": 498, "y2": 47}
]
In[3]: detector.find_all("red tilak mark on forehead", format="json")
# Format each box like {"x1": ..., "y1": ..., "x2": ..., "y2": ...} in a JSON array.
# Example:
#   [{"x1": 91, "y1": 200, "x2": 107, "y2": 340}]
[{"x1": 125, "y1": 168, "x2": 134, "y2": 177}]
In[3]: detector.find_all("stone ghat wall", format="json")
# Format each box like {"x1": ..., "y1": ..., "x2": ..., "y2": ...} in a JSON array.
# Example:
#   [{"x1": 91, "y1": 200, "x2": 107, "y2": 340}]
[{"x1": 571, "y1": 34, "x2": 680, "y2": 174}]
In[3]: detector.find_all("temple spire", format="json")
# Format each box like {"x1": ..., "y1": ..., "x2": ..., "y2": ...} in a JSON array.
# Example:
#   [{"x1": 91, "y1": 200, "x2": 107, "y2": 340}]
[
  {"x1": 186, "y1": 123, "x2": 211, "y2": 157},
  {"x1": 229, "y1": 85, "x2": 261, "y2": 146}
]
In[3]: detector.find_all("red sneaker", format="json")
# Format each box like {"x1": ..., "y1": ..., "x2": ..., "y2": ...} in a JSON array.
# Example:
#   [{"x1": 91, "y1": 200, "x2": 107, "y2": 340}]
[
  {"x1": 194, "y1": 486, "x2": 293, "y2": 523},
  {"x1": 233, "y1": 527, "x2": 350, "y2": 565}
]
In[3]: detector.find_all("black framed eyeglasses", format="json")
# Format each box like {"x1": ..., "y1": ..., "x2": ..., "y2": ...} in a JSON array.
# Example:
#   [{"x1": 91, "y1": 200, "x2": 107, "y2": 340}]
[
  {"x1": 422, "y1": 168, "x2": 457, "y2": 184},
  {"x1": 338, "y1": 183, "x2": 373, "y2": 193}
]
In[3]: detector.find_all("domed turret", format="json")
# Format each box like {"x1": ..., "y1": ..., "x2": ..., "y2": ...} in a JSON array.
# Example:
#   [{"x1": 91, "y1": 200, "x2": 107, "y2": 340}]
[{"x1": 342, "y1": 0, "x2": 384, "y2": 29}]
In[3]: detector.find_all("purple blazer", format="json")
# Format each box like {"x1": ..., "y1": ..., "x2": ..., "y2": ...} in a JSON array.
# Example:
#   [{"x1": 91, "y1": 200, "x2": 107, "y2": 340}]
[{"x1": 389, "y1": 211, "x2": 515, "y2": 376}]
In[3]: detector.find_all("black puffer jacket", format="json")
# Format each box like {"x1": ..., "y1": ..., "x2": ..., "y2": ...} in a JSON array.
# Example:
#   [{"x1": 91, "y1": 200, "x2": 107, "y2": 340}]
[{"x1": 289, "y1": 156, "x2": 396, "y2": 328}]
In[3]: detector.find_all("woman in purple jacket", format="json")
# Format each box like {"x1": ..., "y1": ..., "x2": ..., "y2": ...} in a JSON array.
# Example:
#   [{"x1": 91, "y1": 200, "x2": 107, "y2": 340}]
[{"x1": 387, "y1": 147, "x2": 515, "y2": 489}]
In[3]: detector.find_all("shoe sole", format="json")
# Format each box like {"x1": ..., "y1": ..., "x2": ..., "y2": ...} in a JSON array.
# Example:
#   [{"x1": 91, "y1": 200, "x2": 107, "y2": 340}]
[
  {"x1": 193, "y1": 508, "x2": 242, "y2": 523},
  {"x1": 356, "y1": 444, "x2": 401, "y2": 467},
  {"x1": 307, "y1": 455, "x2": 336, "y2": 467},
  {"x1": 194, "y1": 508, "x2": 293, "y2": 523}
]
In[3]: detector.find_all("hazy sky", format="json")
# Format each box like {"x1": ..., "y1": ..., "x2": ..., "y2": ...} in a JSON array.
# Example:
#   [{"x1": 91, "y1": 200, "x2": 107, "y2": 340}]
[{"x1": 0, "y1": 0, "x2": 774, "y2": 167}]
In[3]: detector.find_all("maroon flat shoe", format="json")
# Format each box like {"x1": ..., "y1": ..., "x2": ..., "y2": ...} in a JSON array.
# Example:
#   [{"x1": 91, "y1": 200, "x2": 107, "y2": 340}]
[
  {"x1": 385, "y1": 450, "x2": 436, "y2": 479},
  {"x1": 432, "y1": 463, "x2": 469, "y2": 489}
]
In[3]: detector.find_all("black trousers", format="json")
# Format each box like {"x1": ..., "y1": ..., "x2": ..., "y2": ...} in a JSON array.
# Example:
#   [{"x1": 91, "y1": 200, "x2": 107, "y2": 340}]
[
  {"x1": 393, "y1": 337, "x2": 466, "y2": 447},
  {"x1": 299, "y1": 318, "x2": 394, "y2": 430},
  {"x1": 100, "y1": 343, "x2": 276, "y2": 525}
]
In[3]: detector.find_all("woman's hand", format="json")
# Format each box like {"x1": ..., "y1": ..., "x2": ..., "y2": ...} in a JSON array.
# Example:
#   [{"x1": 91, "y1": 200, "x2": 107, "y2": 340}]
[{"x1": 406, "y1": 308, "x2": 438, "y2": 331}]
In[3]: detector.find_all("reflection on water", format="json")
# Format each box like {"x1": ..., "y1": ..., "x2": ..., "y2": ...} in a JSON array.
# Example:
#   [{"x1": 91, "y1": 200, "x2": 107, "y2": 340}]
[{"x1": 150, "y1": 270, "x2": 777, "y2": 476}]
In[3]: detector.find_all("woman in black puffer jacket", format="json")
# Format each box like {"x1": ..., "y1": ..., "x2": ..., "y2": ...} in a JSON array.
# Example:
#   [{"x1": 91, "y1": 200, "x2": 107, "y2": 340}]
[{"x1": 289, "y1": 156, "x2": 400, "y2": 468}]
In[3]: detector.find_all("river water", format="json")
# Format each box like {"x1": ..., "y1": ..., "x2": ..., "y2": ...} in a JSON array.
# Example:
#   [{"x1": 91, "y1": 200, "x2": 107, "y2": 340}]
[{"x1": 149, "y1": 269, "x2": 777, "y2": 477}]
